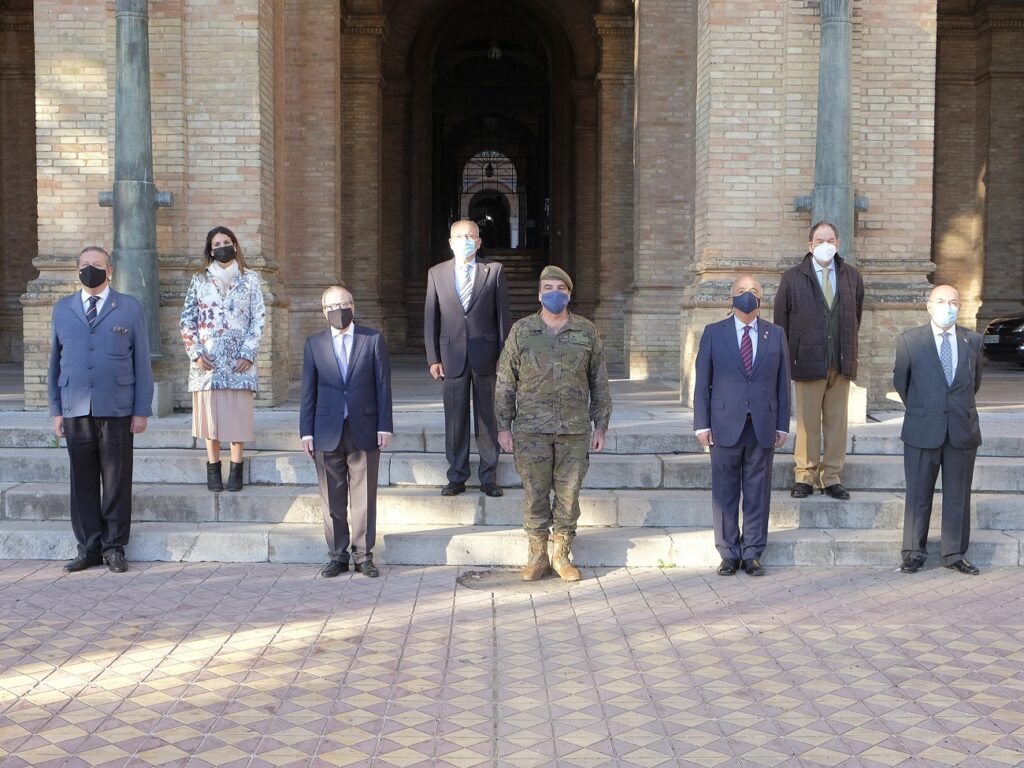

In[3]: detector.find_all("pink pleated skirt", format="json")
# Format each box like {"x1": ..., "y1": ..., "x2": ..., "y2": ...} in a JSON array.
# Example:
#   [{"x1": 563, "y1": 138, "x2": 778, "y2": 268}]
[{"x1": 192, "y1": 389, "x2": 254, "y2": 443}]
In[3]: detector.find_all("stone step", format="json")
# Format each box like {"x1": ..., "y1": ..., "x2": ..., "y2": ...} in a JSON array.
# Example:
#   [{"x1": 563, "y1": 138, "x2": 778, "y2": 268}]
[
  {"x1": 1, "y1": 411, "x2": 1022, "y2": 457},
  {"x1": 4, "y1": 483, "x2": 1021, "y2": 530},
  {"x1": 3, "y1": 447, "x2": 1022, "y2": 493},
  {"x1": 1, "y1": 521, "x2": 1020, "y2": 568}
]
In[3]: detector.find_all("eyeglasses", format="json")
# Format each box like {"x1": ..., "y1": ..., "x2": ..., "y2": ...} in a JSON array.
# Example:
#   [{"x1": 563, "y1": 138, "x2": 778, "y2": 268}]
[
  {"x1": 929, "y1": 299, "x2": 961, "y2": 307},
  {"x1": 323, "y1": 303, "x2": 353, "y2": 311}
]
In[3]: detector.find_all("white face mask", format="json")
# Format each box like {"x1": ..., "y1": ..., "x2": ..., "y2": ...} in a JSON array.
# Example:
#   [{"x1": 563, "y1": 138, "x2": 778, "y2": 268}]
[
  {"x1": 812, "y1": 243, "x2": 837, "y2": 265},
  {"x1": 451, "y1": 237, "x2": 477, "y2": 261}
]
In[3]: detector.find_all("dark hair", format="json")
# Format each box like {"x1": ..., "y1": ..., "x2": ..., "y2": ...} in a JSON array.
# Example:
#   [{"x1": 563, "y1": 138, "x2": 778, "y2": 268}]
[
  {"x1": 809, "y1": 220, "x2": 840, "y2": 242},
  {"x1": 203, "y1": 226, "x2": 247, "y2": 273}
]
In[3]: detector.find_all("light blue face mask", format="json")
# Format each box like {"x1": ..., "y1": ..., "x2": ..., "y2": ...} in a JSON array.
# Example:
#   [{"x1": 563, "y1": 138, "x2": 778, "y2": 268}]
[
  {"x1": 451, "y1": 237, "x2": 476, "y2": 261},
  {"x1": 540, "y1": 290, "x2": 570, "y2": 314},
  {"x1": 929, "y1": 303, "x2": 958, "y2": 329}
]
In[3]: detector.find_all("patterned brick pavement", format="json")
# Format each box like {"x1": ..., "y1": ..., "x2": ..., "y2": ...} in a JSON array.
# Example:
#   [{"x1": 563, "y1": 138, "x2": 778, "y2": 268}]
[{"x1": 2, "y1": 561, "x2": 1024, "y2": 767}]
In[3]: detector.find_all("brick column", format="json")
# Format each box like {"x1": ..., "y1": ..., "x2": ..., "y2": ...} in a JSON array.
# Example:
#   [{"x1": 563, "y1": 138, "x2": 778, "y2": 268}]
[
  {"x1": 592, "y1": 13, "x2": 634, "y2": 377},
  {"x1": 627, "y1": 0, "x2": 696, "y2": 381},
  {"x1": 380, "y1": 78, "x2": 410, "y2": 347},
  {"x1": 339, "y1": 11, "x2": 387, "y2": 328},
  {"x1": 570, "y1": 80, "x2": 599, "y2": 320}
]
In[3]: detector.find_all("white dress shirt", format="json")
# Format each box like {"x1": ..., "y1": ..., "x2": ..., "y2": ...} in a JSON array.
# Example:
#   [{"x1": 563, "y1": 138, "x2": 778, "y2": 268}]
[
  {"x1": 455, "y1": 259, "x2": 476, "y2": 292},
  {"x1": 81, "y1": 286, "x2": 111, "y2": 316},
  {"x1": 930, "y1": 320, "x2": 959, "y2": 373},
  {"x1": 734, "y1": 315, "x2": 758, "y2": 359}
]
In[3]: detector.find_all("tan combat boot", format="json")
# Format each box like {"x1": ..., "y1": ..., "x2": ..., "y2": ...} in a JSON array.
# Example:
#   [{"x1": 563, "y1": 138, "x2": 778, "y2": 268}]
[
  {"x1": 551, "y1": 533, "x2": 582, "y2": 582},
  {"x1": 520, "y1": 534, "x2": 551, "y2": 581}
]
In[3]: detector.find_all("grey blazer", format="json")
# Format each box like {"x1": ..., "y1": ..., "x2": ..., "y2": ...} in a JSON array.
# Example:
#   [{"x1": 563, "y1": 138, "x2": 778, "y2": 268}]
[
  {"x1": 48, "y1": 289, "x2": 154, "y2": 418},
  {"x1": 893, "y1": 323, "x2": 983, "y2": 450}
]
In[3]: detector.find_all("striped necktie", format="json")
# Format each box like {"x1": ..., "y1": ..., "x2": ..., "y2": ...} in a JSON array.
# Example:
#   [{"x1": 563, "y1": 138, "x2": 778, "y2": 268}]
[
  {"x1": 740, "y1": 325, "x2": 753, "y2": 374},
  {"x1": 86, "y1": 295, "x2": 99, "y2": 327},
  {"x1": 459, "y1": 263, "x2": 473, "y2": 311}
]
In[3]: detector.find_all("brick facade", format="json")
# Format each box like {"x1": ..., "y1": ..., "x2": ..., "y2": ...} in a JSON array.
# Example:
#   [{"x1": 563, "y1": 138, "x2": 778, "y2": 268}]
[{"x1": 8, "y1": 0, "x2": 1020, "y2": 412}]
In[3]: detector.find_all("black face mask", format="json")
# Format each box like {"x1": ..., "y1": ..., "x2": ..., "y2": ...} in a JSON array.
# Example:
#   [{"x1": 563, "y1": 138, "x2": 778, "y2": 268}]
[
  {"x1": 79, "y1": 265, "x2": 108, "y2": 289},
  {"x1": 327, "y1": 308, "x2": 354, "y2": 331},
  {"x1": 211, "y1": 244, "x2": 236, "y2": 263}
]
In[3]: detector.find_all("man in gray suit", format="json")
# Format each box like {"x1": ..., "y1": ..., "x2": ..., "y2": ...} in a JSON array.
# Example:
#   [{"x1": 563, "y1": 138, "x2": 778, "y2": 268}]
[
  {"x1": 424, "y1": 219, "x2": 512, "y2": 497},
  {"x1": 49, "y1": 246, "x2": 154, "y2": 574},
  {"x1": 894, "y1": 283, "x2": 983, "y2": 575},
  {"x1": 301, "y1": 285, "x2": 393, "y2": 578},
  {"x1": 693, "y1": 275, "x2": 791, "y2": 577}
]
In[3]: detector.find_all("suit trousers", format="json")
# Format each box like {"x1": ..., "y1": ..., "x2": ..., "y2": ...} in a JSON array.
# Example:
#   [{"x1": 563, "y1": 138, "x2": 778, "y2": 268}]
[
  {"x1": 63, "y1": 414, "x2": 134, "y2": 557},
  {"x1": 514, "y1": 432, "x2": 590, "y2": 538},
  {"x1": 710, "y1": 420, "x2": 774, "y2": 560},
  {"x1": 442, "y1": 369, "x2": 499, "y2": 485},
  {"x1": 901, "y1": 440, "x2": 975, "y2": 564},
  {"x1": 314, "y1": 421, "x2": 380, "y2": 564},
  {"x1": 793, "y1": 369, "x2": 850, "y2": 487}
]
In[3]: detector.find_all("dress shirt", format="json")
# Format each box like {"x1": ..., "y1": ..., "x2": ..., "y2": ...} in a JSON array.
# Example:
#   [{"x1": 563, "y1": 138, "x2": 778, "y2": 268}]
[
  {"x1": 455, "y1": 258, "x2": 476, "y2": 293},
  {"x1": 930, "y1": 320, "x2": 958, "y2": 373},
  {"x1": 814, "y1": 262, "x2": 834, "y2": 292},
  {"x1": 81, "y1": 286, "x2": 111, "y2": 316},
  {"x1": 734, "y1": 315, "x2": 758, "y2": 360}
]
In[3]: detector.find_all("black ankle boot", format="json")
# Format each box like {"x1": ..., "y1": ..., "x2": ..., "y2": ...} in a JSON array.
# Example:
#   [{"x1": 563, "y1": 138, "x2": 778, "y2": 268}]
[
  {"x1": 226, "y1": 461, "x2": 243, "y2": 492},
  {"x1": 206, "y1": 461, "x2": 223, "y2": 492}
]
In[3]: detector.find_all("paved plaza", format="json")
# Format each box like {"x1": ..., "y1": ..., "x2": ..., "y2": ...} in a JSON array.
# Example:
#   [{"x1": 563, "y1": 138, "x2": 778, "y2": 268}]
[{"x1": 2, "y1": 561, "x2": 1024, "y2": 767}]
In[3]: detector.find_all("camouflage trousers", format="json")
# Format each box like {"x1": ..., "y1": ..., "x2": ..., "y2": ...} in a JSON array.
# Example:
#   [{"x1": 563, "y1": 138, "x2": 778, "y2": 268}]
[{"x1": 513, "y1": 432, "x2": 590, "y2": 537}]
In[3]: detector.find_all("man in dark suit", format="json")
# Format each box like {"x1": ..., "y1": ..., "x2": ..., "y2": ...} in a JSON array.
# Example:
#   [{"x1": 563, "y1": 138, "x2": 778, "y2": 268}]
[
  {"x1": 424, "y1": 219, "x2": 512, "y2": 497},
  {"x1": 894, "y1": 283, "x2": 983, "y2": 576},
  {"x1": 301, "y1": 285, "x2": 393, "y2": 578},
  {"x1": 693, "y1": 275, "x2": 791, "y2": 577},
  {"x1": 49, "y1": 246, "x2": 154, "y2": 574}
]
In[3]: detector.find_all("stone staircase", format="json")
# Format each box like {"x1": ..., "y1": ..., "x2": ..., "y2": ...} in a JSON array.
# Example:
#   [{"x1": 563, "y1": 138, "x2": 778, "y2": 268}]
[{"x1": 1, "y1": 406, "x2": 1023, "y2": 568}]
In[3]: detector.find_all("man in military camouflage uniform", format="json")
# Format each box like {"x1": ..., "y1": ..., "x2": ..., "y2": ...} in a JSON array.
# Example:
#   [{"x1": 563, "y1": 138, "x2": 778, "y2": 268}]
[{"x1": 495, "y1": 265, "x2": 612, "y2": 581}]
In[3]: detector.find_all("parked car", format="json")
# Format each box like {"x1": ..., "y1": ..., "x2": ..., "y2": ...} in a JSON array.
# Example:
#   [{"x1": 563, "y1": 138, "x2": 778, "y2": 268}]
[{"x1": 982, "y1": 309, "x2": 1024, "y2": 367}]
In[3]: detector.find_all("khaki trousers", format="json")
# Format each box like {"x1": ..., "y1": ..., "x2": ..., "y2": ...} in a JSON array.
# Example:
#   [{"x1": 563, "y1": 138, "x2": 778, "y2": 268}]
[{"x1": 793, "y1": 370, "x2": 850, "y2": 488}]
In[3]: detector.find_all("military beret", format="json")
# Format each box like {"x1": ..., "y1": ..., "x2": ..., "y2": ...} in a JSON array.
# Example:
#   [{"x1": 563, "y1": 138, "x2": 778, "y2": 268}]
[{"x1": 539, "y1": 265, "x2": 573, "y2": 292}]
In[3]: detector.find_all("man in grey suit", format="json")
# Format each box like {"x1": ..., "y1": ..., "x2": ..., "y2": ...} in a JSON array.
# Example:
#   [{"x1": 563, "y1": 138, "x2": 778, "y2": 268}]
[
  {"x1": 424, "y1": 219, "x2": 512, "y2": 497},
  {"x1": 693, "y1": 275, "x2": 791, "y2": 577},
  {"x1": 894, "y1": 283, "x2": 983, "y2": 575},
  {"x1": 301, "y1": 285, "x2": 393, "y2": 578},
  {"x1": 49, "y1": 246, "x2": 154, "y2": 574}
]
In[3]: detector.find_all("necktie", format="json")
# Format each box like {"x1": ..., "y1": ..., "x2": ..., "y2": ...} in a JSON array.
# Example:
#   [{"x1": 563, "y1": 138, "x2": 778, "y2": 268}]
[
  {"x1": 940, "y1": 332, "x2": 953, "y2": 386},
  {"x1": 821, "y1": 267, "x2": 834, "y2": 307},
  {"x1": 459, "y1": 263, "x2": 473, "y2": 311},
  {"x1": 740, "y1": 325, "x2": 753, "y2": 375},
  {"x1": 86, "y1": 295, "x2": 99, "y2": 327},
  {"x1": 337, "y1": 333, "x2": 350, "y2": 380}
]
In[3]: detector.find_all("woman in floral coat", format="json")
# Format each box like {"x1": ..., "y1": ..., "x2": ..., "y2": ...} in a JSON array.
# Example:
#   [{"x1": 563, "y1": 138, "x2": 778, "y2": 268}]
[{"x1": 179, "y1": 226, "x2": 266, "y2": 492}]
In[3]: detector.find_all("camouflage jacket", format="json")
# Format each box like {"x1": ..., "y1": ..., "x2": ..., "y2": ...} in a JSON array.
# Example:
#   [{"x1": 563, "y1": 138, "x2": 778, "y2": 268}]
[{"x1": 495, "y1": 311, "x2": 612, "y2": 435}]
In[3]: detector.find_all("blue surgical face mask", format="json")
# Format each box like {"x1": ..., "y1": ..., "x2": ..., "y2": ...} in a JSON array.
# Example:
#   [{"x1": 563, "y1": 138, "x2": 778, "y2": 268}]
[
  {"x1": 732, "y1": 291, "x2": 760, "y2": 315},
  {"x1": 928, "y1": 303, "x2": 958, "y2": 330},
  {"x1": 540, "y1": 290, "x2": 570, "y2": 314},
  {"x1": 451, "y1": 237, "x2": 476, "y2": 261}
]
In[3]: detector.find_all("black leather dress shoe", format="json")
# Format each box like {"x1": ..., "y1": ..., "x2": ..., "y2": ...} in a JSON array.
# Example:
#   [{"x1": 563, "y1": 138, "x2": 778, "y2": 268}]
[
  {"x1": 717, "y1": 558, "x2": 740, "y2": 576},
  {"x1": 823, "y1": 483, "x2": 851, "y2": 500},
  {"x1": 104, "y1": 551, "x2": 127, "y2": 573},
  {"x1": 790, "y1": 482, "x2": 813, "y2": 498},
  {"x1": 480, "y1": 483, "x2": 503, "y2": 497},
  {"x1": 356, "y1": 558, "x2": 379, "y2": 578},
  {"x1": 63, "y1": 554, "x2": 102, "y2": 572},
  {"x1": 320, "y1": 560, "x2": 349, "y2": 578},
  {"x1": 944, "y1": 558, "x2": 980, "y2": 575},
  {"x1": 441, "y1": 481, "x2": 466, "y2": 497},
  {"x1": 742, "y1": 559, "x2": 765, "y2": 576},
  {"x1": 900, "y1": 555, "x2": 926, "y2": 573}
]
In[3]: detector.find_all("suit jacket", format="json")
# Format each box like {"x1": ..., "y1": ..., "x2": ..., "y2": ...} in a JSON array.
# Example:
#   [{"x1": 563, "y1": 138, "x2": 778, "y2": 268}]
[
  {"x1": 424, "y1": 257, "x2": 512, "y2": 379},
  {"x1": 693, "y1": 316, "x2": 792, "y2": 449},
  {"x1": 893, "y1": 323, "x2": 982, "y2": 450},
  {"x1": 48, "y1": 289, "x2": 154, "y2": 418},
  {"x1": 300, "y1": 324, "x2": 394, "y2": 453}
]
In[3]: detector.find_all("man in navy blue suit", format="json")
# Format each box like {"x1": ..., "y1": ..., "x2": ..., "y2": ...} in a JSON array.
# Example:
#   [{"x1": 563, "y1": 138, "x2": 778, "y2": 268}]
[
  {"x1": 693, "y1": 275, "x2": 791, "y2": 576},
  {"x1": 301, "y1": 285, "x2": 393, "y2": 578},
  {"x1": 49, "y1": 246, "x2": 154, "y2": 574}
]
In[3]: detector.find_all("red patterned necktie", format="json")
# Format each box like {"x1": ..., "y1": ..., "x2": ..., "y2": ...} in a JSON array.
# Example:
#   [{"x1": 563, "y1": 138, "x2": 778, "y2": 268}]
[{"x1": 740, "y1": 325, "x2": 753, "y2": 374}]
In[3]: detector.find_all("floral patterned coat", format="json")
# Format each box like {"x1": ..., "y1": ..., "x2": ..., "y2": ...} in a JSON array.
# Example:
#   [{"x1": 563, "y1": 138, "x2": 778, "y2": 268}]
[{"x1": 179, "y1": 268, "x2": 266, "y2": 392}]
